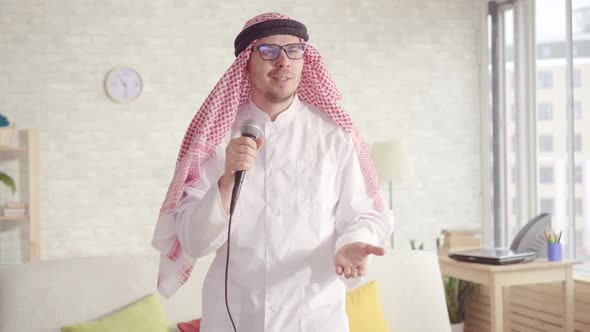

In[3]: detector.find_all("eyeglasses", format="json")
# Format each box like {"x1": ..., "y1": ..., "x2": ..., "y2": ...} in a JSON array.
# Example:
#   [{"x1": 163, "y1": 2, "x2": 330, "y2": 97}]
[{"x1": 253, "y1": 43, "x2": 307, "y2": 60}]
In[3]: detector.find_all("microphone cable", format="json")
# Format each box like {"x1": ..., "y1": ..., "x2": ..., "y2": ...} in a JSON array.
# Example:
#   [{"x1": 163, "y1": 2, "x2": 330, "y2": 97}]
[
  {"x1": 224, "y1": 212, "x2": 237, "y2": 332},
  {"x1": 223, "y1": 119, "x2": 262, "y2": 332}
]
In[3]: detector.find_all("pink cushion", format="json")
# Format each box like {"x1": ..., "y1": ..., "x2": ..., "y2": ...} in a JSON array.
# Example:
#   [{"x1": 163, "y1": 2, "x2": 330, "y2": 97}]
[{"x1": 177, "y1": 318, "x2": 201, "y2": 332}]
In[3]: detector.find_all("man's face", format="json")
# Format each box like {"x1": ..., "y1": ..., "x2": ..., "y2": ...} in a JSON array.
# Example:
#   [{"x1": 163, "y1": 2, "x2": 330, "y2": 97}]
[{"x1": 248, "y1": 34, "x2": 304, "y2": 103}]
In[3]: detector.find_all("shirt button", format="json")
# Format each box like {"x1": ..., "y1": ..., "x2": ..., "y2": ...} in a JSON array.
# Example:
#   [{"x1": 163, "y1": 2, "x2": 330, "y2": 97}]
[
  {"x1": 269, "y1": 304, "x2": 278, "y2": 311},
  {"x1": 273, "y1": 209, "x2": 282, "y2": 217}
]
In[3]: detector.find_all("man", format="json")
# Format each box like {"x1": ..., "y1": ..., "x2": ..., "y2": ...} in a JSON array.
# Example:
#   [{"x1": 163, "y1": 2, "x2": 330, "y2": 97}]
[{"x1": 152, "y1": 12, "x2": 393, "y2": 332}]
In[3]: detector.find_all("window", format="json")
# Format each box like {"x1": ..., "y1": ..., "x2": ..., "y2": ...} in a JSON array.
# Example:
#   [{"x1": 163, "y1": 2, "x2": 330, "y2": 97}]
[
  {"x1": 576, "y1": 198, "x2": 583, "y2": 216},
  {"x1": 575, "y1": 134, "x2": 582, "y2": 152},
  {"x1": 539, "y1": 134, "x2": 553, "y2": 152},
  {"x1": 511, "y1": 135, "x2": 517, "y2": 151},
  {"x1": 512, "y1": 196, "x2": 517, "y2": 216},
  {"x1": 540, "y1": 198, "x2": 554, "y2": 215},
  {"x1": 539, "y1": 166, "x2": 554, "y2": 184},
  {"x1": 574, "y1": 101, "x2": 582, "y2": 120},
  {"x1": 574, "y1": 68, "x2": 582, "y2": 88},
  {"x1": 486, "y1": 0, "x2": 590, "y2": 269},
  {"x1": 574, "y1": 4, "x2": 590, "y2": 33},
  {"x1": 537, "y1": 70, "x2": 553, "y2": 88},
  {"x1": 540, "y1": 46, "x2": 552, "y2": 58},
  {"x1": 572, "y1": 0, "x2": 589, "y2": 268},
  {"x1": 538, "y1": 102, "x2": 553, "y2": 120}
]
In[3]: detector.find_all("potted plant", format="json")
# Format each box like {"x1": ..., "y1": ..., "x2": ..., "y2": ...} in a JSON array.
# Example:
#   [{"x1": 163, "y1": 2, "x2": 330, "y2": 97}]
[
  {"x1": 443, "y1": 276, "x2": 478, "y2": 332},
  {"x1": 437, "y1": 238, "x2": 479, "y2": 332},
  {"x1": 0, "y1": 113, "x2": 15, "y2": 147},
  {"x1": 0, "y1": 171, "x2": 16, "y2": 194},
  {"x1": 409, "y1": 239, "x2": 424, "y2": 250}
]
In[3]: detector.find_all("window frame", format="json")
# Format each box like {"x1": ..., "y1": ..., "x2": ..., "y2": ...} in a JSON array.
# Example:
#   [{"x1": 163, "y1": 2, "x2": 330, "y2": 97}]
[{"x1": 482, "y1": 0, "x2": 581, "y2": 265}]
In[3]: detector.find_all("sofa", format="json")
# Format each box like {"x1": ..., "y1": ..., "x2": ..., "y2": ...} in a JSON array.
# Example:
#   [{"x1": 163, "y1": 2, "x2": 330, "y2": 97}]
[{"x1": 0, "y1": 250, "x2": 451, "y2": 332}]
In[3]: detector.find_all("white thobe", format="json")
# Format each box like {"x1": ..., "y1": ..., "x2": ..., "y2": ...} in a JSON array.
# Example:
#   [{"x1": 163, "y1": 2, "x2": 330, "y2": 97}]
[{"x1": 175, "y1": 96, "x2": 393, "y2": 332}]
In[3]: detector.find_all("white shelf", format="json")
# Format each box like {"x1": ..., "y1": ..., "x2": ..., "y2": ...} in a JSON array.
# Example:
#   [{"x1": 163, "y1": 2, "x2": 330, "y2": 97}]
[
  {"x1": 0, "y1": 129, "x2": 40, "y2": 262},
  {"x1": 0, "y1": 146, "x2": 26, "y2": 152},
  {"x1": 0, "y1": 215, "x2": 28, "y2": 221}
]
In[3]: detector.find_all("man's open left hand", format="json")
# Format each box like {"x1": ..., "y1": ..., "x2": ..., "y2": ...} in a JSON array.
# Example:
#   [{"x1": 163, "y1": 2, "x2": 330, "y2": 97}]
[{"x1": 334, "y1": 242, "x2": 385, "y2": 279}]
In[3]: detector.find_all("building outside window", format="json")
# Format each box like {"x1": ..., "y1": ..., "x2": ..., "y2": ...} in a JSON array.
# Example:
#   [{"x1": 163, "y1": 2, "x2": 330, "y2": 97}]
[
  {"x1": 539, "y1": 166, "x2": 554, "y2": 184},
  {"x1": 537, "y1": 70, "x2": 553, "y2": 88},
  {"x1": 574, "y1": 101, "x2": 582, "y2": 120},
  {"x1": 539, "y1": 134, "x2": 553, "y2": 152},
  {"x1": 538, "y1": 102, "x2": 553, "y2": 120}
]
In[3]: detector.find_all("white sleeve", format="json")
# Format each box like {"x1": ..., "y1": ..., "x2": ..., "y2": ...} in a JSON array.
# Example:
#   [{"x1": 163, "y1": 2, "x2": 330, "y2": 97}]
[
  {"x1": 174, "y1": 142, "x2": 243, "y2": 259},
  {"x1": 334, "y1": 136, "x2": 394, "y2": 254}
]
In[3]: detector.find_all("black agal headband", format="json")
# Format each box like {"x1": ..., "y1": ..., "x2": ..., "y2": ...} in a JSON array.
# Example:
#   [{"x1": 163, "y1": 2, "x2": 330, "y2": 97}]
[{"x1": 234, "y1": 19, "x2": 309, "y2": 57}]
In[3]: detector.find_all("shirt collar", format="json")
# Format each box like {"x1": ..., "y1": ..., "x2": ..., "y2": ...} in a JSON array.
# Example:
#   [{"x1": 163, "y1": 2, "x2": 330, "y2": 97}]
[{"x1": 246, "y1": 94, "x2": 302, "y2": 129}]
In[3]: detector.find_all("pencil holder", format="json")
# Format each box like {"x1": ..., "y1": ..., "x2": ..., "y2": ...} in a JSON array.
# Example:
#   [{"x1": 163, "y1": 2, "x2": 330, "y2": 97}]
[{"x1": 547, "y1": 243, "x2": 562, "y2": 262}]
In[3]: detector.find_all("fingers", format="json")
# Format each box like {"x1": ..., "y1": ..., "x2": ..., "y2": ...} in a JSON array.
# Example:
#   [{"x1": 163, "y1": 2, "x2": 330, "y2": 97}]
[
  {"x1": 229, "y1": 138, "x2": 258, "y2": 157},
  {"x1": 225, "y1": 137, "x2": 260, "y2": 174},
  {"x1": 255, "y1": 137, "x2": 264, "y2": 150},
  {"x1": 335, "y1": 264, "x2": 364, "y2": 279},
  {"x1": 346, "y1": 267, "x2": 359, "y2": 279},
  {"x1": 365, "y1": 245, "x2": 386, "y2": 256},
  {"x1": 344, "y1": 266, "x2": 352, "y2": 278},
  {"x1": 358, "y1": 266, "x2": 367, "y2": 277},
  {"x1": 228, "y1": 158, "x2": 254, "y2": 170}
]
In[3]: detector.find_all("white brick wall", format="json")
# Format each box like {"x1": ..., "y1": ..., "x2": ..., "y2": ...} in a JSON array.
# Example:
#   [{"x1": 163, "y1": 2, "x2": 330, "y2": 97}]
[{"x1": 0, "y1": 0, "x2": 482, "y2": 262}]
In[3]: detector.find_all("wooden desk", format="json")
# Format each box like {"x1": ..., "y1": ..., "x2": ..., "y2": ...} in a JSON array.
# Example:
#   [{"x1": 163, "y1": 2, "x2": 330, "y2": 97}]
[{"x1": 439, "y1": 256, "x2": 581, "y2": 332}]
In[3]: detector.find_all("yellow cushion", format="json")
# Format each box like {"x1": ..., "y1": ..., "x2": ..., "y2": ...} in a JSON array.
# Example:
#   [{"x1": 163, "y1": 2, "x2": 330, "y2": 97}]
[
  {"x1": 346, "y1": 280, "x2": 390, "y2": 332},
  {"x1": 61, "y1": 293, "x2": 169, "y2": 332}
]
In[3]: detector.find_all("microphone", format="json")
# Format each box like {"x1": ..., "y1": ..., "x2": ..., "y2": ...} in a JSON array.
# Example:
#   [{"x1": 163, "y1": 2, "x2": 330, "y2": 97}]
[{"x1": 230, "y1": 119, "x2": 263, "y2": 216}]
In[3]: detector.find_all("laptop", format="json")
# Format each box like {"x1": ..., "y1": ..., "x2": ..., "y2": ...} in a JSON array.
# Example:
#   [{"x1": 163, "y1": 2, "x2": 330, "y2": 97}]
[
  {"x1": 448, "y1": 247, "x2": 536, "y2": 265},
  {"x1": 447, "y1": 213, "x2": 550, "y2": 265}
]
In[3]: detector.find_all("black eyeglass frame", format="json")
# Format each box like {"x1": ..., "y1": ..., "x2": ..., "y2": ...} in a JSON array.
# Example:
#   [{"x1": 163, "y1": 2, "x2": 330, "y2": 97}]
[{"x1": 252, "y1": 43, "x2": 307, "y2": 60}]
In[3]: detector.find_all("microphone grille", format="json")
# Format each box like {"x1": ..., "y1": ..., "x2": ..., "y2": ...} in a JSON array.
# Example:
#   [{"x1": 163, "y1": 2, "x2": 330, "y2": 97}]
[{"x1": 241, "y1": 119, "x2": 263, "y2": 139}]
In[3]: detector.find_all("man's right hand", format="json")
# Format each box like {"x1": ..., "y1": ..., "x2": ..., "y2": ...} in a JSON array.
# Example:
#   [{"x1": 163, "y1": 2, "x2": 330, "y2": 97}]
[{"x1": 218, "y1": 137, "x2": 264, "y2": 214}]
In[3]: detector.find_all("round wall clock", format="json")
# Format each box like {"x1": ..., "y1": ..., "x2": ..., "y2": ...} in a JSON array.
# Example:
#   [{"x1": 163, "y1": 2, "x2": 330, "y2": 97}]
[{"x1": 104, "y1": 66, "x2": 143, "y2": 103}]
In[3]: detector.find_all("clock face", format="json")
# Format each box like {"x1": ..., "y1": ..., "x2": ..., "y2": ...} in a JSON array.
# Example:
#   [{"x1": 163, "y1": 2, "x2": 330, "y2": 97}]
[{"x1": 104, "y1": 67, "x2": 142, "y2": 103}]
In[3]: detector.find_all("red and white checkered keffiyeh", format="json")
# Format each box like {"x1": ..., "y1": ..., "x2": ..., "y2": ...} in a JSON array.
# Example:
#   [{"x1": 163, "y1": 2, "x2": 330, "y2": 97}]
[{"x1": 152, "y1": 12, "x2": 384, "y2": 298}]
